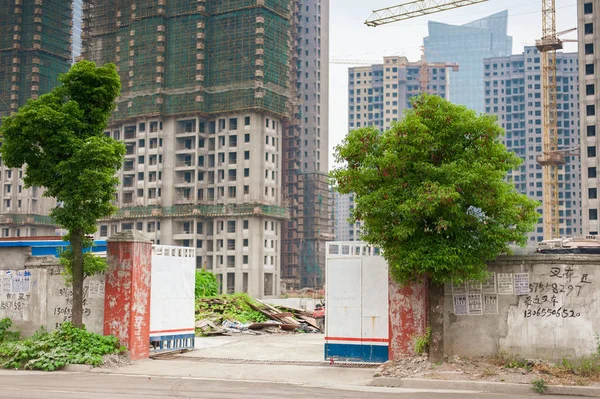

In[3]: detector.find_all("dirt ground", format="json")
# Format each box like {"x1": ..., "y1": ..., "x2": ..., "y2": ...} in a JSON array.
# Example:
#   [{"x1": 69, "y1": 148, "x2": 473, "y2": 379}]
[{"x1": 377, "y1": 355, "x2": 600, "y2": 387}]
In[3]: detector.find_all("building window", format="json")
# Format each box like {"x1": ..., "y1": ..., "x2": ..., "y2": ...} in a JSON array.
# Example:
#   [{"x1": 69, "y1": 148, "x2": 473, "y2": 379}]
[
  {"x1": 589, "y1": 188, "x2": 598, "y2": 199},
  {"x1": 589, "y1": 125, "x2": 597, "y2": 137},
  {"x1": 100, "y1": 225, "x2": 108, "y2": 237},
  {"x1": 584, "y1": 2, "x2": 593, "y2": 14},
  {"x1": 587, "y1": 84, "x2": 595, "y2": 96},
  {"x1": 585, "y1": 23, "x2": 594, "y2": 35},
  {"x1": 589, "y1": 167, "x2": 597, "y2": 178},
  {"x1": 588, "y1": 105, "x2": 596, "y2": 116},
  {"x1": 229, "y1": 118, "x2": 238, "y2": 130},
  {"x1": 586, "y1": 64, "x2": 595, "y2": 75},
  {"x1": 588, "y1": 146, "x2": 597, "y2": 158},
  {"x1": 244, "y1": 116, "x2": 251, "y2": 126},
  {"x1": 244, "y1": 133, "x2": 250, "y2": 143},
  {"x1": 244, "y1": 151, "x2": 250, "y2": 160},
  {"x1": 590, "y1": 209, "x2": 598, "y2": 221},
  {"x1": 585, "y1": 43, "x2": 594, "y2": 55}
]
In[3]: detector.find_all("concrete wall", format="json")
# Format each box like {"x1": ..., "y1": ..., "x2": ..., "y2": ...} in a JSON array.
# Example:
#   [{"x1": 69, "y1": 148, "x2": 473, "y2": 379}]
[
  {"x1": 444, "y1": 255, "x2": 600, "y2": 361},
  {"x1": 0, "y1": 256, "x2": 104, "y2": 337}
]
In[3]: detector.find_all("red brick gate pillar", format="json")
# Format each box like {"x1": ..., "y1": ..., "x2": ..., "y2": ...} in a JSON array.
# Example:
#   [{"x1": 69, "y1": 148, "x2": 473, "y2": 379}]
[
  {"x1": 103, "y1": 230, "x2": 152, "y2": 360},
  {"x1": 388, "y1": 277, "x2": 428, "y2": 359}
]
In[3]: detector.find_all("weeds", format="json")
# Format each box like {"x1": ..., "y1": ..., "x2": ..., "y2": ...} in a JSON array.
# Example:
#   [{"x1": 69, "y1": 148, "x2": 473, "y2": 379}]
[
  {"x1": 0, "y1": 318, "x2": 20, "y2": 343},
  {"x1": 414, "y1": 327, "x2": 432, "y2": 355},
  {"x1": 531, "y1": 378, "x2": 548, "y2": 393},
  {"x1": 0, "y1": 322, "x2": 123, "y2": 371}
]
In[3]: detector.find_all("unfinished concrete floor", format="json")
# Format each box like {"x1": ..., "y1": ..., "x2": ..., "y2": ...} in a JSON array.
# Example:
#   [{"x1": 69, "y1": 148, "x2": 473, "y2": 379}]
[{"x1": 180, "y1": 333, "x2": 325, "y2": 362}]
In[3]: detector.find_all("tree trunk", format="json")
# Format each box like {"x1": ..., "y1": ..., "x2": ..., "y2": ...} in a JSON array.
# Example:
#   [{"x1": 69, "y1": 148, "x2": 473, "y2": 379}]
[
  {"x1": 70, "y1": 230, "x2": 84, "y2": 328},
  {"x1": 428, "y1": 280, "x2": 445, "y2": 362}
]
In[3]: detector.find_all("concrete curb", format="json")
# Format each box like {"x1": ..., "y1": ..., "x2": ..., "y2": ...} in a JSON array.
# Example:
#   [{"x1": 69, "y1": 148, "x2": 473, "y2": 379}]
[
  {"x1": 372, "y1": 377, "x2": 600, "y2": 397},
  {"x1": 62, "y1": 364, "x2": 93, "y2": 372}
]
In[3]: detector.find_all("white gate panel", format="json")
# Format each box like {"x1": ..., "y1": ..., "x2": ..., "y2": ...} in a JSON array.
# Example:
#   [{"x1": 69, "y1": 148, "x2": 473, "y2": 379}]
[
  {"x1": 149, "y1": 245, "x2": 196, "y2": 351},
  {"x1": 325, "y1": 242, "x2": 389, "y2": 362},
  {"x1": 326, "y1": 257, "x2": 362, "y2": 341}
]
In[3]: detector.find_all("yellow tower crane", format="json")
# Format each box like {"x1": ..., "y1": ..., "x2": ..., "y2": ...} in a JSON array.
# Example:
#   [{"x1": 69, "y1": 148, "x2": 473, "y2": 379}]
[{"x1": 365, "y1": 0, "x2": 573, "y2": 240}]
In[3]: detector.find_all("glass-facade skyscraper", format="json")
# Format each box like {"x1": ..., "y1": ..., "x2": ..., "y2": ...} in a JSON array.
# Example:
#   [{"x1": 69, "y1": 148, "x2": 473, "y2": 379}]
[
  {"x1": 484, "y1": 47, "x2": 580, "y2": 242},
  {"x1": 424, "y1": 10, "x2": 513, "y2": 113}
]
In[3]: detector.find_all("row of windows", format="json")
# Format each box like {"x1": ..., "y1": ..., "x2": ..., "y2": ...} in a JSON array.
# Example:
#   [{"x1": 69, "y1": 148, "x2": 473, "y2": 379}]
[{"x1": 99, "y1": 219, "x2": 278, "y2": 237}]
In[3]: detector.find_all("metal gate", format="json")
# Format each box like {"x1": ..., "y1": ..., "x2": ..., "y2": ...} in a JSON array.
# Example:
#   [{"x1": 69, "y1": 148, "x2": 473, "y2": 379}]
[{"x1": 325, "y1": 242, "x2": 389, "y2": 362}]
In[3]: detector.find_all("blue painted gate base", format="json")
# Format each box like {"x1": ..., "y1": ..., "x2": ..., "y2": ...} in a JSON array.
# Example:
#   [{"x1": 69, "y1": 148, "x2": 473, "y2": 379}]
[
  {"x1": 325, "y1": 343, "x2": 388, "y2": 363},
  {"x1": 150, "y1": 334, "x2": 195, "y2": 353}
]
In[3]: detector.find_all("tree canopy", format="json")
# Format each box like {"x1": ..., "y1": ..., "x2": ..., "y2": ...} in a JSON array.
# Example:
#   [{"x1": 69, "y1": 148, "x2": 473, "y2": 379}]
[
  {"x1": 331, "y1": 95, "x2": 539, "y2": 284},
  {"x1": 0, "y1": 60, "x2": 124, "y2": 327}
]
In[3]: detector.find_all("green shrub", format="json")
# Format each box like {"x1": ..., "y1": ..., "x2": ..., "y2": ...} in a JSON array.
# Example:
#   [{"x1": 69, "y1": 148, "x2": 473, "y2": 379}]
[
  {"x1": 0, "y1": 322, "x2": 123, "y2": 371},
  {"x1": 195, "y1": 269, "x2": 218, "y2": 299},
  {"x1": 414, "y1": 327, "x2": 431, "y2": 355}
]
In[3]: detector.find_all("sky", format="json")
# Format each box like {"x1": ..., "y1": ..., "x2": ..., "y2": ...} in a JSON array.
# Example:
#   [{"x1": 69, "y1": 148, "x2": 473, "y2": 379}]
[{"x1": 327, "y1": 0, "x2": 578, "y2": 170}]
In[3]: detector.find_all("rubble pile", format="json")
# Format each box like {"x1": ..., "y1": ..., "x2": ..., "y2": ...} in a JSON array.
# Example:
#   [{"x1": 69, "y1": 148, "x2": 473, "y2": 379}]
[{"x1": 195, "y1": 294, "x2": 321, "y2": 336}]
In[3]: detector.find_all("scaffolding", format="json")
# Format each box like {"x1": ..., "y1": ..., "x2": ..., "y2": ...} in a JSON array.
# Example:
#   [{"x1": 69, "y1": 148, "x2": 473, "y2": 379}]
[
  {"x1": 82, "y1": 0, "x2": 294, "y2": 123},
  {"x1": 98, "y1": 203, "x2": 290, "y2": 221},
  {"x1": 0, "y1": 0, "x2": 71, "y2": 118}
]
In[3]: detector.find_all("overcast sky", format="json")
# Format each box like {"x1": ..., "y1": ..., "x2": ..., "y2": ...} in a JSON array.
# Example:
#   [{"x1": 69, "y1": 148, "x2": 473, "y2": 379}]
[{"x1": 327, "y1": 0, "x2": 578, "y2": 169}]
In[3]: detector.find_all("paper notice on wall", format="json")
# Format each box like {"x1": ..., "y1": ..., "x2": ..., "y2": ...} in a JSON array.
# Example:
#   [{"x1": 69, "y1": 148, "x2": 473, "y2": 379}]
[
  {"x1": 11, "y1": 273, "x2": 30, "y2": 294},
  {"x1": 468, "y1": 294, "x2": 483, "y2": 315},
  {"x1": 88, "y1": 281, "x2": 99, "y2": 299},
  {"x1": 98, "y1": 281, "x2": 105, "y2": 298},
  {"x1": 468, "y1": 280, "x2": 482, "y2": 294},
  {"x1": 482, "y1": 272, "x2": 496, "y2": 294},
  {"x1": 514, "y1": 273, "x2": 530, "y2": 296},
  {"x1": 453, "y1": 294, "x2": 468, "y2": 315},
  {"x1": 497, "y1": 273, "x2": 514, "y2": 295},
  {"x1": 452, "y1": 280, "x2": 467, "y2": 295},
  {"x1": 0, "y1": 276, "x2": 11, "y2": 295},
  {"x1": 483, "y1": 294, "x2": 498, "y2": 315}
]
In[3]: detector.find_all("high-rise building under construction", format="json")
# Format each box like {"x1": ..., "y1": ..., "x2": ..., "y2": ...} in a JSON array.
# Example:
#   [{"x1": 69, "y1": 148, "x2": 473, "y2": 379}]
[
  {"x1": 281, "y1": 0, "x2": 332, "y2": 290},
  {"x1": 82, "y1": 0, "x2": 300, "y2": 297},
  {"x1": 0, "y1": 0, "x2": 73, "y2": 237}
]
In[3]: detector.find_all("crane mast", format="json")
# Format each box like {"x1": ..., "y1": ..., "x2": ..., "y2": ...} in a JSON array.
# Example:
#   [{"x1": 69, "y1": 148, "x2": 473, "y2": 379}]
[{"x1": 535, "y1": 0, "x2": 563, "y2": 239}]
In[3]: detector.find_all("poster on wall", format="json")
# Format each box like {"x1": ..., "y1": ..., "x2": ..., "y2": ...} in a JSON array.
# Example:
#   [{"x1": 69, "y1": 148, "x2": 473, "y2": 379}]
[
  {"x1": 467, "y1": 294, "x2": 483, "y2": 315},
  {"x1": 452, "y1": 280, "x2": 467, "y2": 295},
  {"x1": 514, "y1": 273, "x2": 530, "y2": 296},
  {"x1": 482, "y1": 272, "x2": 496, "y2": 294},
  {"x1": 468, "y1": 280, "x2": 482, "y2": 294},
  {"x1": 497, "y1": 273, "x2": 514, "y2": 295},
  {"x1": 483, "y1": 294, "x2": 498, "y2": 314},
  {"x1": 453, "y1": 294, "x2": 468, "y2": 315}
]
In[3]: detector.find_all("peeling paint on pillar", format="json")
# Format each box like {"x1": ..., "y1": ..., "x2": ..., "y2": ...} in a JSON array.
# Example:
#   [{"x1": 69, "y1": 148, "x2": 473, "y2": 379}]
[
  {"x1": 103, "y1": 231, "x2": 152, "y2": 361},
  {"x1": 388, "y1": 277, "x2": 428, "y2": 359}
]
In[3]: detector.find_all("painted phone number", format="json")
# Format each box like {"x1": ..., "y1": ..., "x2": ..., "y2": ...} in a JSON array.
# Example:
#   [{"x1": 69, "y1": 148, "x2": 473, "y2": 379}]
[{"x1": 524, "y1": 307, "x2": 580, "y2": 318}]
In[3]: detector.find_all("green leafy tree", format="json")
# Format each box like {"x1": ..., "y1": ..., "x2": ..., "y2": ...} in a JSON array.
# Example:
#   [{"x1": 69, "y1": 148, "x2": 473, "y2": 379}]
[
  {"x1": 331, "y1": 95, "x2": 538, "y2": 358},
  {"x1": 0, "y1": 61, "x2": 124, "y2": 328}
]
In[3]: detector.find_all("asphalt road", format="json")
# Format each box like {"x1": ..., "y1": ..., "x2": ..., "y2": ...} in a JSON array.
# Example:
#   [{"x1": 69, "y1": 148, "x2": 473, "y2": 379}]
[{"x1": 0, "y1": 372, "x2": 570, "y2": 399}]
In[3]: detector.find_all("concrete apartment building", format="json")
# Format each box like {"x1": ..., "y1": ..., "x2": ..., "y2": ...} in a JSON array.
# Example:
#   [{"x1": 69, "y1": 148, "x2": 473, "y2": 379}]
[
  {"x1": 333, "y1": 191, "x2": 361, "y2": 242},
  {"x1": 424, "y1": 11, "x2": 513, "y2": 113},
  {"x1": 0, "y1": 0, "x2": 76, "y2": 237},
  {"x1": 579, "y1": 1, "x2": 600, "y2": 236},
  {"x1": 82, "y1": 0, "x2": 296, "y2": 297},
  {"x1": 348, "y1": 55, "x2": 450, "y2": 132},
  {"x1": 484, "y1": 47, "x2": 580, "y2": 242},
  {"x1": 334, "y1": 56, "x2": 451, "y2": 240},
  {"x1": 281, "y1": 0, "x2": 333, "y2": 290}
]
